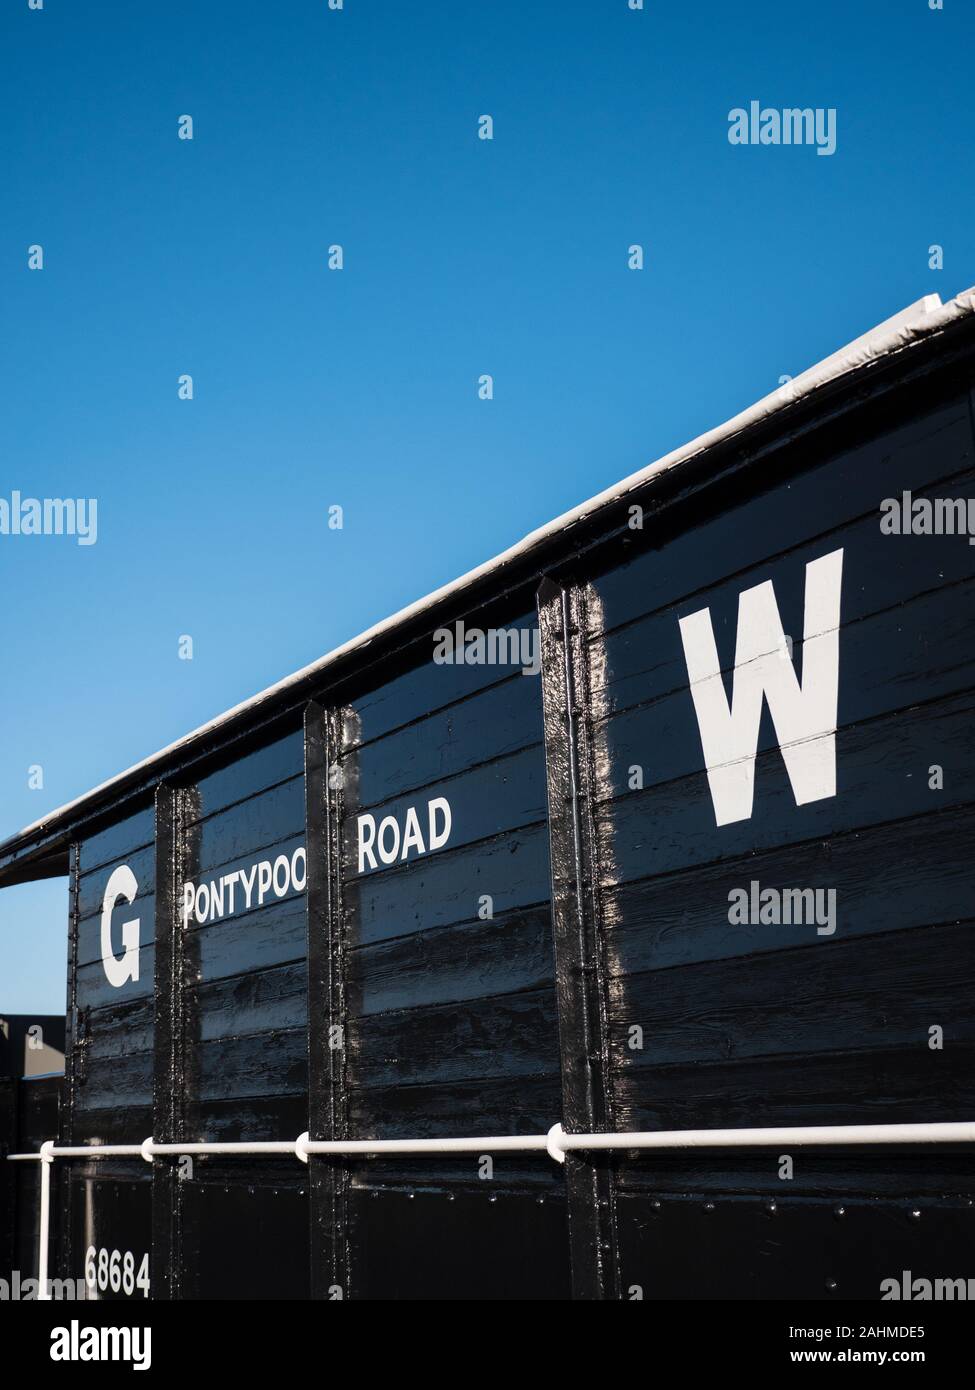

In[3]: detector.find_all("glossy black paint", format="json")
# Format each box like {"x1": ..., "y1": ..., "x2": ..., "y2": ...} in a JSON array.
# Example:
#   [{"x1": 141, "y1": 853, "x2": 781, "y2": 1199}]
[
  {"x1": 350, "y1": 1186, "x2": 570, "y2": 1300},
  {"x1": 152, "y1": 783, "x2": 183, "y2": 1301},
  {"x1": 537, "y1": 577, "x2": 618, "y2": 1299},
  {"x1": 615, "y1": 1194, "x2": 975, "y2": 1301},
  {"x1": 14, "y1": 339, "x2": 975, "y2": 1299},
  {"x1": 328, "y1": 608, "x2": 567, "y2": 1298}
]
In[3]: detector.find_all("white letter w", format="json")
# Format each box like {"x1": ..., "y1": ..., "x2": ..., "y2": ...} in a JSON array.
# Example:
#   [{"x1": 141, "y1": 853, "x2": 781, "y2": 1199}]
[{"x1": 678, "y1": 548, "x2": 843, "y2": 826}]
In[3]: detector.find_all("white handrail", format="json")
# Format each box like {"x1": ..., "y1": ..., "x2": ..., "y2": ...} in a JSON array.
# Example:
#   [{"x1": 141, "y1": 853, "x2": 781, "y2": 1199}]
[
  {"x1": 9, "y1": 1118, "x2": 975, "y2": 1166},
  {"x1": 10, "y1": 1120, "x2": 975, "y2": 1298}
]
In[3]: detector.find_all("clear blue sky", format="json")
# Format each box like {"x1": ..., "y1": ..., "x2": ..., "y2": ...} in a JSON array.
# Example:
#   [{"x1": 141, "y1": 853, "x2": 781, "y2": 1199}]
[{"x1": 2, "y1": 0, "x2": 972, "y2": 1013}]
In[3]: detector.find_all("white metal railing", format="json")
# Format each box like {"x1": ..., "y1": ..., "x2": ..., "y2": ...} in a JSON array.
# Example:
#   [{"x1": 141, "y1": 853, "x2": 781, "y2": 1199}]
[{"x1": 8, "y1": 1120, "x2": 975, "y2": 1299}]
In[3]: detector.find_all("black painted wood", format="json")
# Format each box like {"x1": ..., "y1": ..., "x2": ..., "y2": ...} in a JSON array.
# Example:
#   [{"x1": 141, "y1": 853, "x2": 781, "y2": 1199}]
[
  {"x1": 349, "y1": 673, "x2": 543, "y2": 809},
  {"x1": 66, "y1": 809, "x2": 157, "y2": 1293},
  {"x1": 591, "y1": 515, "x2": 975, "y2": 736},
  {"x1": 349, "y1": 1186, "x2": 570, "y2": 1300},
  {"x1": 340, "y1": 744, "x2": 547, "y2": 881},
  {"x1": 151, "y1": 784, "x2": 182, "y2": 1300},
  {"x1": 603, "y1": 804, "x2": 975, "y2": 976},
  {"x1": 180, "y1": 1179, "x2": 309, "y2": 1300},
  {"x1": 614, "y1": 1146, "x2": 975, "y2": 1198},
  {"x1": 40, "y1": 358, "x2": 975, "y2": 1301},
  {"x1": 193, "y1": 894, "x2": 305, "y2": 983},
  {"x1": 609, "y1": 921, "x2": 975, "y2": 1067},
  {"x1": 76, "y1": 946, "x2": 156, "y2": 1010},
  {"x1": 77, "y1": 845, "x2": 156, "y2": 951},
  {"x1": 616, "y1": 1192, "x2": 975, "y2": 1301},
  {"x1": 340, "y1": 608, "x2": 538, "y2": 750},
  {"x1": 183, "y1": 778, "x2": 304, "y2": 878},
  {"x1": 597, "y1": 690, "x2": 975, "y2": 885},
  {"x1": 183, "y1": 731, "x2": 304, "y2": 827},
  {"x1": 587, "y1": 398, "x2": 973, "y2": 643},
  {"x1": 190, "y1": 961, "x2": 306, "y2": 1042},
  {"x1": 165, "y1": 724, "x2": 308, "y2": 1297},
  {"x1": 77, "y1": 808, "x2": 155, "y2": 879},
  {"x1": 537, "y1": 577, "x2": 618, "y2": 1300},
  {"x1": 562, "y1": 384, "x2": 975, "y2": 1296},
  {"x1": 334, "y1": 613, "x2": 567, "y2": 1297},
  {"x1": 305, "y1": 701, "x2": 349, "y2": 1301},
  {"x1": 351, "y1": 988, "x2": 560, "y2": 1090},
  {"x1": 346, "y1": 904, "x2": 555, "y2": 1016},
  {"x1": 346, "y1": 823, "x2": 551, "y2": 948},
  {"x1": 68, "y1": 1177, "x2": 153, "y2": 1303},
  {"x1": 59, "y1": 842, "x2": 80, "y2": 1290}
]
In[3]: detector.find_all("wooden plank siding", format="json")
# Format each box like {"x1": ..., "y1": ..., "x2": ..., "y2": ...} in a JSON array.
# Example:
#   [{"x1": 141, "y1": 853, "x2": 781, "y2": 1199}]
[{"x1": 21, "y1": 346, "x2": 975, "y2": 1299}]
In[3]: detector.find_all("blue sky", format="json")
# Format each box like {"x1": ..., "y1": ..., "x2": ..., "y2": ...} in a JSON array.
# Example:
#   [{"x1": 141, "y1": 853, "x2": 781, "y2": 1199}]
[{"x1": 1, "y1": 0, "x2": 972, "y2": 1013}]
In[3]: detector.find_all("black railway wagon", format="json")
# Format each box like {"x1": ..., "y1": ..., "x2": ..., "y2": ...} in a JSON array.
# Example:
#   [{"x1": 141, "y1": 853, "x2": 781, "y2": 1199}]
[{"x1": 3, "y1": 289, "x2": 975, "y2": 1302}]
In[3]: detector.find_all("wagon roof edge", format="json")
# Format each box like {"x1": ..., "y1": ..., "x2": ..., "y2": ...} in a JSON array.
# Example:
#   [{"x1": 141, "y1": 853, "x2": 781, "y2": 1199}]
[{"x1": 4, "y1": 284, "x2": 974, "y2": 867}]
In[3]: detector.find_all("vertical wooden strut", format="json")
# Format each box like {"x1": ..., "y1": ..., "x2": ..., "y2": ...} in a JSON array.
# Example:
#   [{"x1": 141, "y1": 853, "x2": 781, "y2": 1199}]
[
  {"x1": 59, "y1": 841, "x2": 82, "y2": 1287},
  {"x1": 537, "y1": 577, "x2": 619, "y2": 1300},
  {"x1": 151, "y1": 783, "x2": 185, "y2": 1300},
  {"x1": 305, "y1": 702, "x2": 350, "y2": 1299}
]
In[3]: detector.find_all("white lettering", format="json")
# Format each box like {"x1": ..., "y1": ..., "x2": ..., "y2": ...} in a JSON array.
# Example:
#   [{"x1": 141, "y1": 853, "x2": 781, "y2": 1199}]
[
  {"x1": 678, "y1": 549, "x2": 843, "y2": 826},
  {"x1": 100, "y1": 865, "x2": 140, "y2": 989}
]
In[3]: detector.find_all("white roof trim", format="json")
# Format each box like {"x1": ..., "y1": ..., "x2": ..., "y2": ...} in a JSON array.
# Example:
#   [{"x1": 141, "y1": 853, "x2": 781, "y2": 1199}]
[{"x1": 7, "y1": 285, "x2": 975, "y2": 851}]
